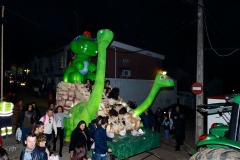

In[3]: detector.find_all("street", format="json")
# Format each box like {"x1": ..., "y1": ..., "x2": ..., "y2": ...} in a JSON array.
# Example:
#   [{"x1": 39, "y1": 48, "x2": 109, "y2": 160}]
[{"x1": 2, "y1": 89, "x2": 195, "y2": 160}]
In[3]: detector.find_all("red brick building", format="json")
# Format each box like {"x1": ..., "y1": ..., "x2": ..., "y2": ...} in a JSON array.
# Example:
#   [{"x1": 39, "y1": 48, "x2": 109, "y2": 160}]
[{"x1": 93, "y1": 41, "x2": 165, "y2": 80}]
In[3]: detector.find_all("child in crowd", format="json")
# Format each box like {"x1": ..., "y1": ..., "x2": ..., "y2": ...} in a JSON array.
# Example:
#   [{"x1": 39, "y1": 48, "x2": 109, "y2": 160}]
[
  {"x1": 36, "y1": 134, "x2": 50, "y2": 158},
  {"x1": 162, "y1": 114, "x2": 170, "y2": 143}
]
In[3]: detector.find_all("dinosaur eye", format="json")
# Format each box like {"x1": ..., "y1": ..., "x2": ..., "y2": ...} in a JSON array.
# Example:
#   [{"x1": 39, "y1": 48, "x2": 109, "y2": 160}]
[
  {"x1": 73, "y1": 36, "x2": 80, "y2": 41},
  {"x1": 160, "y1": 75, "x2": 164, "y2": 80}
]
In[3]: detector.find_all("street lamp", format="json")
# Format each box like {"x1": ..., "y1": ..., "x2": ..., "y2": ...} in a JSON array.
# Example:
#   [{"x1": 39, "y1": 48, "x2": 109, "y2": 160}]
[{"x1": 24, "y1": 69, "x2": 30, "y2": 75}]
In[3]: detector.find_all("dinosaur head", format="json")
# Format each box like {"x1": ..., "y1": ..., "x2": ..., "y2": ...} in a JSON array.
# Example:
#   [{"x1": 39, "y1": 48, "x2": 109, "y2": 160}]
[
  {"x1": 132, "y1": 73, "x2": 174, "y2": 116},
  {"x1": 97, "y1": 29, "x2": 114, "y2": 48},
  {"x1": 70, "y1": 31, "x2": 98, "y2": 57},
  {"x1": 154, "y1": 74, "x2": 174, "y2": 88}
]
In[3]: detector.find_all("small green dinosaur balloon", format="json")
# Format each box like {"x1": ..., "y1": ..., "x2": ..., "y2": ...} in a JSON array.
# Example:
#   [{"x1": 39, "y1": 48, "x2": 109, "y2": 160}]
[{"x1": 63, "y1": 31, "x2": 98, "y2": 83}]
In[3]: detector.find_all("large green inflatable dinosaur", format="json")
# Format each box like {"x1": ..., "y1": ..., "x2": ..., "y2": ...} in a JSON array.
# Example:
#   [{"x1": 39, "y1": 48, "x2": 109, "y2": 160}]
[
  {"x1": 64, "y1": 29, "x2": 114, "y2": 141},
  {"x1": 64, "y1": 29, "x2": 175, "y2": 141}
]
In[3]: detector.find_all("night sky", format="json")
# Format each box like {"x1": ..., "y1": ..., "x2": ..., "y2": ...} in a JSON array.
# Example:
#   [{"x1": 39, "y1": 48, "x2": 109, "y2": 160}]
[{"x1": 1, "y1": 0, "x2": 240, "y2": 93}]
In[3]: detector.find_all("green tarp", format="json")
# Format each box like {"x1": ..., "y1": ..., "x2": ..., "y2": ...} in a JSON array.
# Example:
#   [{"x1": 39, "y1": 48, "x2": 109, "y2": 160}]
[{"x1": 108, "y1": 128, "x2": 161, "y2": 160}]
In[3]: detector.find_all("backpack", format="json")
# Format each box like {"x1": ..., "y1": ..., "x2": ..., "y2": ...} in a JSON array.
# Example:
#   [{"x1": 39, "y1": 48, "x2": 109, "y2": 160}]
[{"x1": 42, "y1": 115, "x2": 55, "y2": 123}]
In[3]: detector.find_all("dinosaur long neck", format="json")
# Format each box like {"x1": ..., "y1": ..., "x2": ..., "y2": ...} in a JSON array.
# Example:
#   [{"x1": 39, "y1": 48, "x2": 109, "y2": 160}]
[
  {"x1": 133, "y1": 82, "x2": 162, "y2": 116},
  {"x1": 86, "y1": 44, "x2": 107, "y2": 120}
]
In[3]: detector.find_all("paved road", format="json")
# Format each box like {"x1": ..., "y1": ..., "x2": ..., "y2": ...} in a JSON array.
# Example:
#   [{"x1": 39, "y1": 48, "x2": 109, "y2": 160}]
[
  {"x1": 5, "y1": 90, "x2": 195, "y2": 159},
  {"x1": 2, "y1": 126, "x2": 193, "y2": 160}
]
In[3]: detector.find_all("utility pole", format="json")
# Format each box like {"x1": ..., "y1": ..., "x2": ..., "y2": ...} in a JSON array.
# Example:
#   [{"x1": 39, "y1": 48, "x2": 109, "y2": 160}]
[
  {"x1": 1, "y1": 5, "x2": 4, "y2": 101},
  {"x1": 196, "y1": 0, "x2": 204, "y2": 143}
]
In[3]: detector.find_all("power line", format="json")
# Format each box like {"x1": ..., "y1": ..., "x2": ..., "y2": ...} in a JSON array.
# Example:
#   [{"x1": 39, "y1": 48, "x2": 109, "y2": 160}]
[
  {"x1": 203, "y1": 13, "x2": 240, "y2": 57},
  {"x1": 182, "y1": 0, "x2": 240, "y2": 56}
]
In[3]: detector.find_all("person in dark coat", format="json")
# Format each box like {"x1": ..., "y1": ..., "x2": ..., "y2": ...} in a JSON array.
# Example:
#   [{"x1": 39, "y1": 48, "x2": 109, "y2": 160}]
[
  {"x1": 140, "y1": 109, "x2": 154, "y2": 130},
  {"x1": 69, "y1": 120, "x2": 91, "y2": 159},
  {"x1": 88, "y1": 116, "x2": 103, "y2": 155},
  {"x1": 172, "y1": 113, "x2": 185, "y2": 151},
  {"x1": 88, "y1": 116, "x2": 103, "y2": 140},
  {"x1": 92, "y1": 116, "x2": 117, "y2": 160},
  {"x1": 154, "y1": 107, "x2": 163, "y2": 132},
  {"x1": 31, "y1": 102, "x2": 41, "y2": 122}
]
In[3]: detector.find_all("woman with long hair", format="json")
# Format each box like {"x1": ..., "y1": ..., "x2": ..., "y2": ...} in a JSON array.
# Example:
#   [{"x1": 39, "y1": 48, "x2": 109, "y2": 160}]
[
  {"x1": 31, "y1": 101, "x2": 41, "y2": 122},
  {"x1": 31, "y1": 121, "x2": 44, "y2": 135},
  {"x1": 18, "y1": 103, "x2": 35, "y2": 145},
  {"x1": 69, "y1": 120, "x2": 91, "y2": 159}
]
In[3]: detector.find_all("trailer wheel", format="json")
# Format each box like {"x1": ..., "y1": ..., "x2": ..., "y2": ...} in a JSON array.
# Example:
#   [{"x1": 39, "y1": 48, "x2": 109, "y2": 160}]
[{"x1": 190, "y1": 148, "x2": 240, "y2": 160}]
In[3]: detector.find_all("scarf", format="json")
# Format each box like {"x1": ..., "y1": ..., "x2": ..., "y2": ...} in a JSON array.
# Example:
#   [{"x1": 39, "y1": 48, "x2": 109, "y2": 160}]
[
  {"x1": 24, "y1": 147, "x2": 34, "y2": 160},
  {"x1": 25, "y1": 111, "x2": 33, "y2": 119}
]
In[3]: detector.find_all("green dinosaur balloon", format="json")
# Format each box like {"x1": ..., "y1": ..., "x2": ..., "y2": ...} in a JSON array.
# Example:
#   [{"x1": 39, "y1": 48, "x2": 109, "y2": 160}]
[
  {"x1": 63, "y1": 31, "x2": 98, "y2": 83},
  {"x1": 133, "y1": 74, "x2": 174, "y2": 116},
  {"x1": 64, "y1": 29, "x2": 114, "y2": 141}
]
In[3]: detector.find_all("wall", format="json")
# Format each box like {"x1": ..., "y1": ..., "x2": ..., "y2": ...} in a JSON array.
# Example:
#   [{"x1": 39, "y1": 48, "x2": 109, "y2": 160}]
[
  {"x1": 107, "y1": 78, "x2": 177, "y2": 112},
  {"x1": 91, "y1": 41, "x2": 164, "y2": 80},
  {"x1": 105, "y1": 48, "x2": 163, "y2": 80}
]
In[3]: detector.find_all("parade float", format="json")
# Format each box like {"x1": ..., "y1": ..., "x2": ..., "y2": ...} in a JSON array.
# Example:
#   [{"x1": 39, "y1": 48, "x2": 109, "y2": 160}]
[{"x1": 55, "y1": 29, "x2": 174, "y2": 159}]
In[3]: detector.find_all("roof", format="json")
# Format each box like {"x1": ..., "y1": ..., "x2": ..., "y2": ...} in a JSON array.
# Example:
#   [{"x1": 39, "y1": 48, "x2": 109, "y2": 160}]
[{"x1": 110, "y1": 41, "x2": 165, "y2": 60}]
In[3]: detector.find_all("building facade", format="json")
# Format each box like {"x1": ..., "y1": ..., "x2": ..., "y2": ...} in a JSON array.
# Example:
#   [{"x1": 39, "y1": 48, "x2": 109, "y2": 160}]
[
  {"x1": 30, "y1": 41, "x2": 177, "y2": 111},
  {"x1": 101, "y1": 41, "x2": 165, "y2": 80}
]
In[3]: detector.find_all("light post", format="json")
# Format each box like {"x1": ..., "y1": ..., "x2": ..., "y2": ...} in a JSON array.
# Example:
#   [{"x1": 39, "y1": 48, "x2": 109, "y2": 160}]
[
  {"x1": 1, "y1": 5, "x2": 5, "y2": 101},
  {"x1": 196, "y1": 0, "x2": 204, "y2": 143}
]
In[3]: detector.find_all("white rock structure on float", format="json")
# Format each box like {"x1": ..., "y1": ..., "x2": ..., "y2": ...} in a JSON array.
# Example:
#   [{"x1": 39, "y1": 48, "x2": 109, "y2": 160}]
[{"x1": 56, "y1": 81, "x2": 141, "y2": 135}]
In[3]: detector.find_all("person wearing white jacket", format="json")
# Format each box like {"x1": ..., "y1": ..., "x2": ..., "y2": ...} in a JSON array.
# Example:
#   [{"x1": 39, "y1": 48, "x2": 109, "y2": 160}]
[
  {"x1": 39, "y1": 109, "x2": 57, "y2": 150},
  {"x1": 52, "y1": 105, "x2": 71, "y2": 157}
]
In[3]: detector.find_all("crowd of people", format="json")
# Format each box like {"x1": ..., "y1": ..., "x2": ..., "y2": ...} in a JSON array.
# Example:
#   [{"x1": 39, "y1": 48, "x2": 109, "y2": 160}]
[
  {"x1": 0, "y1": 79, "x2": 119, "y2": 160},
  {"x1": 10, "y1": 101, "x2": 114, "y2": 159},
  {"x1": 16, "y1": 107, "x2": 117, "y2": 160},
  {"x1": 140, "y1": 105, "x2": 185, "y2": 151},
  {"x1": 1, "y1": 78, "x2": 186, "y2": 159}
]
